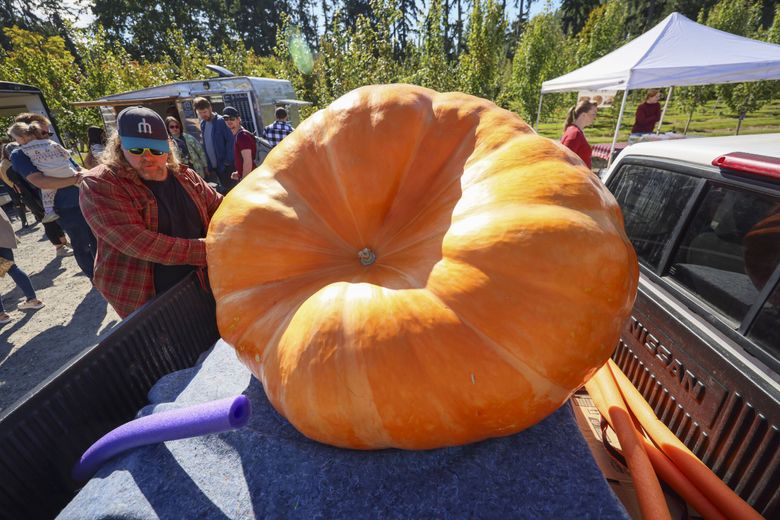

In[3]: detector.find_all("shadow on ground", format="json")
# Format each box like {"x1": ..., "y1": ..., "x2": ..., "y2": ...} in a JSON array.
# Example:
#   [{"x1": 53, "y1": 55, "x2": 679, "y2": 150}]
[{"x1": 0, "y1": 285, "x2": 119, "y2": 413}]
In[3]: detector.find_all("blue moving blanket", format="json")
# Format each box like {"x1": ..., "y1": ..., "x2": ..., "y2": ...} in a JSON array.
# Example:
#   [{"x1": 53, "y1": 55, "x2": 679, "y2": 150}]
[{"x1": 59, "y1": 340, "x2": 628, "y2": 519}]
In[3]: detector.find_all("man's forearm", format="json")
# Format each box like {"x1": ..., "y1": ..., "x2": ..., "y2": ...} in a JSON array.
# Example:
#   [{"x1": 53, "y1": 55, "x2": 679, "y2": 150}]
[{"x1": 241, "y1": 149, "x2": 253, "y2": 177}]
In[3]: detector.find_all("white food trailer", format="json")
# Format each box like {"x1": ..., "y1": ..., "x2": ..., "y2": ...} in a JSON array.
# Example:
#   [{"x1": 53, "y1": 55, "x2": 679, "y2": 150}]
[{"x1": 72, "y1": 66, "x2": 311, "y2": 139}]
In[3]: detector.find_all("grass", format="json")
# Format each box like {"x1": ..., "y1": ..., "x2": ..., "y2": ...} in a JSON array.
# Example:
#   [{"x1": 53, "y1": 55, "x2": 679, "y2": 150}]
[{"x1": 537, "y1": 97, "x2": 780, "y2": 144}]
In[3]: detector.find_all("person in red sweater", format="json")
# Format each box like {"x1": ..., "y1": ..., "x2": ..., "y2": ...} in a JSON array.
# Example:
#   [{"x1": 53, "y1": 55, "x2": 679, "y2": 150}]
[
  {"x1": 631, "y1": 89, "x2": 662, "y2": 134},
  {"x1": 223, "y1": 106, "x2": 257, "y2": 183},
  {"x1": 560, "y1": 100, "x2": 598, "y2": 169}
]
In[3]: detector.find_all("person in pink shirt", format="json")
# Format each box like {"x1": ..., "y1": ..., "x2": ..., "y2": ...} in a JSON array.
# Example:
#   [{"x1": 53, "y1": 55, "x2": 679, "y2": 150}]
[{"x1": 560, "y1": 100, "x2": 598, "y2": 169}]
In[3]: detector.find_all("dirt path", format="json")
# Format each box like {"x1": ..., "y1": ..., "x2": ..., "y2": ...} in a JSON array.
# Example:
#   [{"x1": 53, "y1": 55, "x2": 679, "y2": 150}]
[{"x1": 0, "y1": 214, "x2": 120, "y2": 413}]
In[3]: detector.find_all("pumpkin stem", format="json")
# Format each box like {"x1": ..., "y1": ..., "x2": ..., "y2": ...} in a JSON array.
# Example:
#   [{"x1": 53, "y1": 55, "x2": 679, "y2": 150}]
[{"x1": 358, "y1": 248, "x2": 376, "y2": 266}]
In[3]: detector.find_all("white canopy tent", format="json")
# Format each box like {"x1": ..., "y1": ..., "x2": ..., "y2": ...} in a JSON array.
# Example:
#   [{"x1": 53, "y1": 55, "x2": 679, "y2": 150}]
[{"x1": 538, "y1": 12, "x2": 780, "y2": 166}]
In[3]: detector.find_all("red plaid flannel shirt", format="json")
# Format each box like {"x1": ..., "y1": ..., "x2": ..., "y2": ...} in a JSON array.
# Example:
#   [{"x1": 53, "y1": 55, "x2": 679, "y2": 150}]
[{"x1": 80, "y1": 164, "x2": 223, "y2": 317}]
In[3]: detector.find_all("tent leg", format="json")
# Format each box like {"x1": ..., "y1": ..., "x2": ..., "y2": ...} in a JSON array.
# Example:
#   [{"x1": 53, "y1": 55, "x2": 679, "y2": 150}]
[
  {"x1": 534, "y1": 93, "x2": 544, "y2": 131},
  {"x1": 607, "y1": 91, "x2": 629, "y2": 170},
  {"x1": 657, "y1": 86, "x2": 673, "y2": 133}
]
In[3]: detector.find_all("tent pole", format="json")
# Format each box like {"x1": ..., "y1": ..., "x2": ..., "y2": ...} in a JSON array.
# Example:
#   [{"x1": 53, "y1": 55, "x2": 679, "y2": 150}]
[
  {"x1": 534, "y1": 93, "x2": 544, "y2": 131},
  {"x1": 607, "y1": 90, "x2": 629, "y2": 170},
  {"x1": 657, "y1": 86, "x2": 673, "y2": 133}
]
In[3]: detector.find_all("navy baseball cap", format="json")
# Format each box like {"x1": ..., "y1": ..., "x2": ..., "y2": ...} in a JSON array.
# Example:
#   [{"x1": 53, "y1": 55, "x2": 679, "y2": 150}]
[
  {"x1": 222, "y1": 106, "x2": 240, "y2": 117},
  {"x1": 116, "y1": 106, "x2": 170, "y2": 153}
]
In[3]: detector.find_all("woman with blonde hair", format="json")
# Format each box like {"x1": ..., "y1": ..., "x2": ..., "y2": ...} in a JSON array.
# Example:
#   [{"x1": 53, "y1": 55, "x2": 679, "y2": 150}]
[
  {"x1": 80, "y1": 106, "x2": 222, "y2": 317},
  {"x1": 7, "y1": 120, "x2": 79, "y2": 223},
  {"x1": 560, "y1": 100, "x2": 598, "y2": 169},
  {"x1": 632, "y1": 89, "x2": 662, "y2": 134}
]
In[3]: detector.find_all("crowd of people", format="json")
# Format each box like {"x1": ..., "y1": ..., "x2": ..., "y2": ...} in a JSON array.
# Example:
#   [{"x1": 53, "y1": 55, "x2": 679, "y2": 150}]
[
  {"x1": 3, "y1": 89, "x2": 660, "y2": 323},
  {"x1": 0, "y1": 102, "x2": 295, "y2": 323}
]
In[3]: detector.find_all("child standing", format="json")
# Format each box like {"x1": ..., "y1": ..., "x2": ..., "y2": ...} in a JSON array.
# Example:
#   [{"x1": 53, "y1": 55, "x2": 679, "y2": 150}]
[{"x1": 7, "y1": 121, "x2": 79, "y2": 223}]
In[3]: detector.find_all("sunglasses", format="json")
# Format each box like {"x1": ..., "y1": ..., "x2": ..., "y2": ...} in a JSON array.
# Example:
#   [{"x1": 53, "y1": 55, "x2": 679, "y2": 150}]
[
  {"x1": 168, "y1": 125, "x2": 180, "y2": 130},
  {"x1": 126, "y1": 147, "x2": 167, "y2": 156}
]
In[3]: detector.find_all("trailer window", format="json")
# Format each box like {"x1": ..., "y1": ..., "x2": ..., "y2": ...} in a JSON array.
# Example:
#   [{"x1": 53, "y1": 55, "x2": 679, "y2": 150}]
[
  {"x1": 610, "y1": 164, "x2": 699, "y2": 269},
  {"x1": 667, "y1": 186, "x2": 779, "y2": 325}
]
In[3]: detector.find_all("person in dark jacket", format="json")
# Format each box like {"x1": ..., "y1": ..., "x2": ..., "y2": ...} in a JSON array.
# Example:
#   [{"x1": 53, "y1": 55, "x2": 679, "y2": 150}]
[
  {"x1": 631, "y1": 89, "x2": 662, "y2": 134},
  {"x1": 194, "y1": 97, "x2": 235, "y2": 193}
]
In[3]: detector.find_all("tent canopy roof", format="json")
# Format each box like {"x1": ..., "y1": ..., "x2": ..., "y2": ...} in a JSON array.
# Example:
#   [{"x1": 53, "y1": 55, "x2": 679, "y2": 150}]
[{"x1": 541, "y1": 12, "x2": 780, "y2": 93}]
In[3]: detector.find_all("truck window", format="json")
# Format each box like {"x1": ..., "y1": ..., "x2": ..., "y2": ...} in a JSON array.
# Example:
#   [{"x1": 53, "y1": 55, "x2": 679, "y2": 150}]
[
  {"x1": 747, "y1": 283, "x2": 780, "y2": 357},
  {"x1": 667, "y1": 185, "x2": 779, "y2": 326},
  {"x1": 610, "y1": 164, "x2": 700, "y2": 269}
]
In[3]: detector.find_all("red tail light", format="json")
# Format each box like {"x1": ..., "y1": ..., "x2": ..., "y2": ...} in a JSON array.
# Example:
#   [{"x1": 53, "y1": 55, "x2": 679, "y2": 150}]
[{"x1": 712, "y1": 152, "x2": 780, "y2": 181}]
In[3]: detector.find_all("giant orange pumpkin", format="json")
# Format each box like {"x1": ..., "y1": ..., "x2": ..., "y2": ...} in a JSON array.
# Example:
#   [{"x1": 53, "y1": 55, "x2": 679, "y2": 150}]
[{"x1": 206, "y1": 84, "x2": 638, "y2": 450}]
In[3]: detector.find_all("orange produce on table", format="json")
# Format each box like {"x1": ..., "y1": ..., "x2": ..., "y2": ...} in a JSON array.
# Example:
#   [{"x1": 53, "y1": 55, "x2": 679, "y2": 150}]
[{"x1": 206, "y1": 84, "x2": 639, "y2": 450}]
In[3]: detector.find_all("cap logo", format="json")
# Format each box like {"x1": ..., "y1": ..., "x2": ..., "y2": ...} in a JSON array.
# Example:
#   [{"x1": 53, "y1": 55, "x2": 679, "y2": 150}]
[{"x1": 137, "y1": 118, "x2": 153, "y2": 135}]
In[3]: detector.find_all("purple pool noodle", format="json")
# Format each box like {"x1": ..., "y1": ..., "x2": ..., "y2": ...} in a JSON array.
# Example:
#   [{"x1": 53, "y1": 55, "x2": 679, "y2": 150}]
[{"x1": 72, "y1": 395, "x2": 251, "y2": 482}]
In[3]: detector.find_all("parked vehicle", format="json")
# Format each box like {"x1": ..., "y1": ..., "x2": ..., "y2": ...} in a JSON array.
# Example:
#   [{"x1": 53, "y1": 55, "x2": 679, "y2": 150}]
[
  {"x1": 72, "y1": 66, "x2": 310, "y2": 140},
  {"x1": 602, "y1": 133, "x2": 780, "y2": 517},
  {"x1": 0, "y1": 81, "x2": 64, "y2": 143}
]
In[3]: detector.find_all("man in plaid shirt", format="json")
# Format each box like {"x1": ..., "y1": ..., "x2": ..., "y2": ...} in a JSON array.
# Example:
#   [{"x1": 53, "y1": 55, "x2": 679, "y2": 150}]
[
  {"x1": 80, "y1": 107, "x2": 222, "y2": 317},
  {"x1": 263, "y1": 107, "x2": 295, "y2": 147}
]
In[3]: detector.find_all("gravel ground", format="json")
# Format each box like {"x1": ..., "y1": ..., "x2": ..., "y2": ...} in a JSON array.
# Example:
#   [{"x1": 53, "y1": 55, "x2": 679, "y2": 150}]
[{"x1": 0, "y1": 212, "x2": 120, "y2": 413}]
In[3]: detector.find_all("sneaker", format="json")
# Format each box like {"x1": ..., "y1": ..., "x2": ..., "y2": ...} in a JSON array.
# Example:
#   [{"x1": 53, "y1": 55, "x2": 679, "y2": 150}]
[
  {"x1": 56, "y1": 245, "x2": 74, "y2": 257},
  {"x1": 0, "y1": 313, "x2": 11, "y2": 324},
  {"x1": 18, "y1": 299, "x2": 45, "y2": 310},
  {"x1": 42, "y1": 211, "x2": 59, "y2": 223}
]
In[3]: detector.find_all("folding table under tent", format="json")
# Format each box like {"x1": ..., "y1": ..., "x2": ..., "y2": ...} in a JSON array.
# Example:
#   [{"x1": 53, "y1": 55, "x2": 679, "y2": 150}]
[{"x1": 538, "y1": 12, "x2": 780, "y2": 166}]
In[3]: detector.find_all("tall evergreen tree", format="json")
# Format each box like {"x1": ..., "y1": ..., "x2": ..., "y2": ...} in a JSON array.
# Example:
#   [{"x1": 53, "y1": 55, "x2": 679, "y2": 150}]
[
  {"x1": 233, "y1": 0, "x2": 292, "y2": 56},
  {"x1": 395, "y1": 0, "x2": 422, "y2": 52},
  {"x1": 575, "y1": 0, "x2": 628, "y2": 67},
  {"x1": 559, "y1": 0, "x2": 600, "y2": 36},
  {"x1": 502, "y1": 8, "x2": 571, "y2": 122},
  {"x1": 342, "y1": 0, "x2": 376, "y2": 29},
  {"x1": 321, "y1": 0, "x2": 332, "y2": 30},
  {"x1": 294, "y1": 0, "x2": 319, "y2": 50},
  {"x1": 0, "y1": 0, "x2": 79, "y2": 51},
  {"x1": 623, "y1": 0, "x2": 669, "y2": 36},
  {"x1": 453, "y1": 0, "x2": 468, "y2": 55},
  {"x1": 409, "y1": 0, "x2": 454, "y2": 91},
  {"x1": 458, "y1": 0, "x2": 507, "y2": 100}
]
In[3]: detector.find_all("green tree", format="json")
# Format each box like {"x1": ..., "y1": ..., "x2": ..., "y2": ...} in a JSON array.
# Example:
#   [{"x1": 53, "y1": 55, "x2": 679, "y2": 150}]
[
  {"x1": 233, "y1": 0, "x2": 294, "y2": 56},
  {"x1": 0, "y1": 0, "x2": 79, "y2": 51},
  {"x1": 395, "y1": 0, "x2": 423, "y2": 53},
  {"x1": 273, "y1": 13, "x2": 319, "y2": 117},
  {"x1": 575, "y1": 0, "x2": 628, "y2": 67},
  {"x1": 343, "y1": 1, "x2": 400, "y2": 86},
  {"x1": 406, "y1": 0, "x2": 455, "y2": 91},
  {"x1": 0, "y1": 26, "x2": 87, "y2": 142},
  {"x1": 458, "y1": 0, "x2": 508, "y2": 100},
  {"x1": 704, "y1": 0, "x2": 776, "y2": 133},
  {"x1": 91, "y1": 0, "x2": 258, "y2": 59},
  {"x1": 501, "y1": 7, "x2": 571, "y2": 123},
  {"x1": 623, "y1": 0, "x2": 671, "y2": 36},
  {"x1": 662, "y1": 0, "x2": 718, "y2": 21},
  {"x1": 560, "y1": 0, "x2": 600, "y2": 36},
  {"x1": 313, "y1": 1, "x2": 401, "y2": 106}
]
